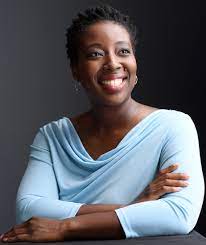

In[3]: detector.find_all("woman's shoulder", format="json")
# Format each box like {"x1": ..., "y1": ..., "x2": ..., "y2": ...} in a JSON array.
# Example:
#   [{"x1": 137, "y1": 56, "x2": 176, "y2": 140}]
[
  {"x1": 35, "y1": 116, "x2": 74, "y2": 136},
  {"x1": 139, "y1": 106, "x2": 198, "y2": 146},
  {"x1": 139, "y1": 104, "x2": 195, "y2": 133},
  {"x1": 138, "y1": 104, "x2": 191, "y2": 122},
  {"x1": 160, "y1": 108, "x2": 192, "y2": 124},
  {"x1": 153, "y1": 107, "x2": 197, "y2": 138}
]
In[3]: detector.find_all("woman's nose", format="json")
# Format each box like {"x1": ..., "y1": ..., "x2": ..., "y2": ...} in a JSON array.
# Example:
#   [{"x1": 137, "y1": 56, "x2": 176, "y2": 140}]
[{"x1": 103, "y1": 54, "x2": 121, "y2": 71}]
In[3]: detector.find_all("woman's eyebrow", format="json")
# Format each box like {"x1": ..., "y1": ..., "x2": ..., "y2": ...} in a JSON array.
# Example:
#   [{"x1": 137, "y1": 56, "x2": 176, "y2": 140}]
[
  {"x1": 86, "y1": 41, "x2": 130, "y2": 49},
  {"x1": 86, "y1": 43, "x2": 102, "y2": 49},
  {"x1": 115, "y1": 41, "x2": 130, "y2": 46}
]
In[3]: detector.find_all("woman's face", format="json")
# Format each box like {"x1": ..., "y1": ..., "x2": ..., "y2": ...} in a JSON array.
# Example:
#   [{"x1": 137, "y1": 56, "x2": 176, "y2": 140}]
[{"x1": 71, "y1": 21, "x2": 137, "y2": 106}]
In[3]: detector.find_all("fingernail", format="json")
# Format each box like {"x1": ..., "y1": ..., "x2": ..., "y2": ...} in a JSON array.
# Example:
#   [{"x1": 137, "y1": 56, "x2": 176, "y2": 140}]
[{"x1": 3, "y1": 237, "x2": 8, "y2": 242}]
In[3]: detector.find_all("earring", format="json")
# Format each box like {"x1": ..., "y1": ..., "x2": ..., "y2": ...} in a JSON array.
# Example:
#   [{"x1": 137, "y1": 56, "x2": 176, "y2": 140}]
[
  {"x1": 134, "y1": 75, "x2": 138, "y2": 85},
  {"x1": 74, "y1": 81, "x2": 81, "y2": 92}
]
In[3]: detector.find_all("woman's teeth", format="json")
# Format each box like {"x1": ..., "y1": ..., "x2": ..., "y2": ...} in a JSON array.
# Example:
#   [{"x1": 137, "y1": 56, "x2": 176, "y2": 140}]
[
  {"x1": 98, "y1": 77, "x2": 127, "y2": 93},
  {"x1": 100, "y1": 79, "x2": 123, "y2": 86}
]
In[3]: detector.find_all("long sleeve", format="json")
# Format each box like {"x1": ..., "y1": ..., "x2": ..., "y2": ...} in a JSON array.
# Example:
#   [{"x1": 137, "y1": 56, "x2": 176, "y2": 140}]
[
  {"x1": 114, "y1": 112, "x2": 205, "y2": 238},
  {"x1": 16, "y1": 129, "x2": 84, "y2": 224}
]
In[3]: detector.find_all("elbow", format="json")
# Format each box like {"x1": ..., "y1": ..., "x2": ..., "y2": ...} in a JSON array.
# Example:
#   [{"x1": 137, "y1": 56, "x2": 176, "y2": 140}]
[
  {"x1": 163, "y1": 198, "x2": 201, "y2": 236},
  {"x1": 174, "y1": 219, "x2": 194, "y2": 235},
  {"x1": 156, "y1": 215, "x2": 195, "y2": 236},
  {"x1": 16, "y1": 200, "x2": 28, "y2": 224},
  {"x1": 16, "y1": 196, "x2": 39, "y2": 224},
  {"x1": 16, "y1": 199, "x2": 31, "y2": 224}
]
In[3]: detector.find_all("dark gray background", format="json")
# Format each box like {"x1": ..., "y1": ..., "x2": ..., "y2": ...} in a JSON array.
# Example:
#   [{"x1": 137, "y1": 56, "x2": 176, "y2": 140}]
[{"x1": 1, "y1": 0, "x2": 205, "y2": 237}]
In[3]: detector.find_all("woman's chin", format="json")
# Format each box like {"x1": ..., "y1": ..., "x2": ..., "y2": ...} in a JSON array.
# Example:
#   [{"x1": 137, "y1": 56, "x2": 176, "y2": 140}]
[{"x1": 90, "y1": 93, "x2": 131, "y2": 107}]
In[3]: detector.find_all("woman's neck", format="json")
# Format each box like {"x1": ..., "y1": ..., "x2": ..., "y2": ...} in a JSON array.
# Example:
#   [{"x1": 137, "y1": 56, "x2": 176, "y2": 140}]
[{"x1": 88, "y1": 98, "x2": 140, "y2": 134}]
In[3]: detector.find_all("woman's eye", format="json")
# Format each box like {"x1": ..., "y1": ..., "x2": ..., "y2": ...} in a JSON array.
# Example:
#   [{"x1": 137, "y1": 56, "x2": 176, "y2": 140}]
[
  {"x1": 119, "y1": 49, "x2": 130, "y2": 55},
  {"x1": 87, "y1": 52, "x2": 103, "y2": 58}
]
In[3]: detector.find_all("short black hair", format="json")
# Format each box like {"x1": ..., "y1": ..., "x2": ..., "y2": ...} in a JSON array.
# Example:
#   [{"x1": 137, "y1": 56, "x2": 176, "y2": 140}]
[{"x1": 65, "y1": 4, "x2": 139, "y2": 66}]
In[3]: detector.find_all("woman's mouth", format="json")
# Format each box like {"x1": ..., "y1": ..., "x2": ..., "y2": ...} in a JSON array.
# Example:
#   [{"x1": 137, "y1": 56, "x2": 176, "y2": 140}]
[{"x1": 98, "y1": 77, "x2": 128, "y2": 94}]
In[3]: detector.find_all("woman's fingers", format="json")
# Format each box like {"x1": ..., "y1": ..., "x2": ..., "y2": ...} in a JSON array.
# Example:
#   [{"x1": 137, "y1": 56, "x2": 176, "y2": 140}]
[
  {"x1": 2, "y1": 234, "x2": 30, "y2": 243},
  {"x1": 149, "y1": 179, "x2": 189, "y2": 199},
  {"x1": 159, "y1": 163, "x2": 179, "y2": 174},
  {"x1": 2, "y1": 226, "x2": 25, "y2": 237},
  {"x1": 158, "y1": 163, "x2": 190, "y2": 180},
  {"x1": 148, "y1": 179, "x2": 188, "y2": 196},
  {"x1": 163, "y1": 172, "x2": 189, "y2": 180},
  {"x1": 1, "y1": 228, "x2": 28, "y2": 241},
  {"x1": 152, "y1": 173, "x2": 189, "y2": 189},
  {"x1": 159, "y1": 179, "x2": 189, "y2": 188},
  {"x1": 1, "y1": 222, "x2": 29, "y2": 243},
  {"x1": 155, "y1": 186, "x2": 182, "y2": 197},
  {"x1": 135, "y1": 163, "x2": 190, "y2": 203},
  {"x1": 3, "y1": 222, "x2": 27, "y2": 236},
  {"x1": 157, "y1": 172, "x2": 189, "y2": 183},
  {"x1": 143, "y1": 185, "x2": 182, "y2": 201}
]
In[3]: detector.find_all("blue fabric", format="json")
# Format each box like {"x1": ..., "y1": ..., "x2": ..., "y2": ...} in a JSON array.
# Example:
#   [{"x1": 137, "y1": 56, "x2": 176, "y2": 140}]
[{"x1": 16, "y1": 109, "x2": 204, "y2": 238}]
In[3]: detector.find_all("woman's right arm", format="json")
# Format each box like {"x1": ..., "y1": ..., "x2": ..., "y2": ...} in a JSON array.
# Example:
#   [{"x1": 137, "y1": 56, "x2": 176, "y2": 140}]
[
  {"x1": 16, "y1": 129, "x2": 85, "y2": 224},
  {"x1": 77, "y1": 164, "x2": 189, "y2": 214}
]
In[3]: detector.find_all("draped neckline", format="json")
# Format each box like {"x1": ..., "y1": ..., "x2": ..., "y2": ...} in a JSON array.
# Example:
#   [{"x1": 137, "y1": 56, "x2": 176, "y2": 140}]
[{"x1": 63, "y1": 109, "x2": 165, "y2": 161}]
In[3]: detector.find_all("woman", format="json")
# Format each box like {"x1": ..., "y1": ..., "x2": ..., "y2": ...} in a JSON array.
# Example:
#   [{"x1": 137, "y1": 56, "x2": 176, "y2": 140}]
[{"x1": 1, "y1": 4, "x2": 204, "y2": 242}]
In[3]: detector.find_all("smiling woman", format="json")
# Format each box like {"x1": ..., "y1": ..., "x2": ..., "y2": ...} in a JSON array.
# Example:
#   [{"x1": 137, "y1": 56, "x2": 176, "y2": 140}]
[
  {"x1": 1, "y1": 4, "x2": 204, "y2": 243},
  {"x1": 70, "y1": 21, "x2": 137, "y2": 106}
]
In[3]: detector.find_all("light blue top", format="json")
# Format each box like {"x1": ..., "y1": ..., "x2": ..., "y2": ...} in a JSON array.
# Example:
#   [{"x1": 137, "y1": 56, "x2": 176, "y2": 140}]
[{"x1": 16, "y1": 109, "x2": 205, "y2": 238}]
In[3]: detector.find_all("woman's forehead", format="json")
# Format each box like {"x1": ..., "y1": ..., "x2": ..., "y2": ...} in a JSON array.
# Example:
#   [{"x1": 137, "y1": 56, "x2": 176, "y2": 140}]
[{"x1": 79, "y1": 21, "x2": 131, "y2": 48}]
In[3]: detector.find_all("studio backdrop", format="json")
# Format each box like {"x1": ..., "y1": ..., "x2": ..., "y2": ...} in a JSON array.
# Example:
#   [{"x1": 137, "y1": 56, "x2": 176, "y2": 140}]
[{"x1": 0, "y1": 0, "x2": 205, "y2": 236}]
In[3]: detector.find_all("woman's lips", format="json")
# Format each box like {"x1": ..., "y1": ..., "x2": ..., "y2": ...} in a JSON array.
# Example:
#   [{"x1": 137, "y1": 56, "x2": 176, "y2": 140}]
[
  {"x1": 99, "y1": 74, "x2": 127, "y2": 82},
  {"x1": 98, "y1": 77, "x2": 127, "y2": 94}
]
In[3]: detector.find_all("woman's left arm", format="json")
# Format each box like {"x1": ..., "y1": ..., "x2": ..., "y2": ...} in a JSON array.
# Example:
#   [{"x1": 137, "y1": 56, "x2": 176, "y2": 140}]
[{"x1": 112, "y1": 112, "x2": 205, "y2": 238}]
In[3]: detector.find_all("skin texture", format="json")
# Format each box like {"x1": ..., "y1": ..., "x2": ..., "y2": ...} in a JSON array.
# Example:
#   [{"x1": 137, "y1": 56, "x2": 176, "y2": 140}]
[{"x1": 0, "y1": 21, "x2": 190, "y2": 242}]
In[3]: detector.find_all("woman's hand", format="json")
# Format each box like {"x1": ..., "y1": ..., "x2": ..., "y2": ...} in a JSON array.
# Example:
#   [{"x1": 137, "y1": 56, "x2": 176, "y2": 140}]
[
  {"x1": 131, "y1": 163, "x2": 190, "y2": 204},
  {"x1": 0, "y1": 217, "x2": 68, "y2": 243}
]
